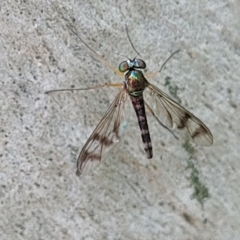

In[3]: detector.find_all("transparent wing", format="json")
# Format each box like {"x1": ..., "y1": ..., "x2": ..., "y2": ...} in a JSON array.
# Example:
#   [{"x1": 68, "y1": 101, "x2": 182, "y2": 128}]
[
  {"x1": 77, "y1": 89, "x2": 128, "y2": 175},
  {"x1": 146, "y1": 81, "x2": 213, "y2": 146}
]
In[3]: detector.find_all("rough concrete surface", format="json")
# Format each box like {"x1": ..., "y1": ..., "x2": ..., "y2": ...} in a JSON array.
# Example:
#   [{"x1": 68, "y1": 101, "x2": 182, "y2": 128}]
[{"x1": 1, "y1": 0, "x2": 240, "y2": 239}]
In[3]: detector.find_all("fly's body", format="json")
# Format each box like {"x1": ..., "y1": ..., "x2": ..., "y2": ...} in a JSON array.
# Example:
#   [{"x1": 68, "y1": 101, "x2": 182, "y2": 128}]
[
  {"x1": 46, "y1": 27, "x2": 213, "y2": 176},
  {"x1": 122, "y1": 60, "x2": 152, "y2": 158},
  {"x1": 130, "y1": 94, "x2": 152, "y2": 158}
]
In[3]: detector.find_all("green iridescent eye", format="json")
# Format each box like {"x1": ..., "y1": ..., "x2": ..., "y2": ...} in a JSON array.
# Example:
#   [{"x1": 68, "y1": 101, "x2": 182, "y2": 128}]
[
  {"x1": 119, "y1": 61, "x2": 129, "y2": 72},
  {"x1": 134, "y1": 59, "x2": 146, "y2": 69}
]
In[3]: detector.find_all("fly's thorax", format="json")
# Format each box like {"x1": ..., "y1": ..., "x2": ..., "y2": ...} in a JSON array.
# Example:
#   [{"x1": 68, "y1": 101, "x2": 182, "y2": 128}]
[{"x1": 125, "y1": 70, "x2": 146, "y2": 97}]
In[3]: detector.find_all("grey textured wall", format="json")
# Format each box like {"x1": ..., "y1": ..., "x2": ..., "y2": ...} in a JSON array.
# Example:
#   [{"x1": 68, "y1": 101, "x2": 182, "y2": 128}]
[{"x1": 1, "y1": 0, "x2": 240, "y2": 239}]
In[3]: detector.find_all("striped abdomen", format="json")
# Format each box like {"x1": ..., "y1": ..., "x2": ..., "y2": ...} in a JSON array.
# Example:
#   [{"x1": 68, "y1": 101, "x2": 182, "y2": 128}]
[{"x1": 130, "y1": 95, "x2": 152, "y2": 158}]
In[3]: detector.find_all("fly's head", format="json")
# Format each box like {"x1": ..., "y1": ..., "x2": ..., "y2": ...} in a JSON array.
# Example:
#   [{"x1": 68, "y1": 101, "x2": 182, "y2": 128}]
[{"x1": 119, "y1": 58, "x2": 146, "y2": 73}]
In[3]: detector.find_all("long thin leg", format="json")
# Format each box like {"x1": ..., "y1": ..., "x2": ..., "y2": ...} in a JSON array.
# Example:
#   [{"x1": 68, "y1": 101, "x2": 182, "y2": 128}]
[
  {"x1": 146, "y1": 49, "x2": 180, "y2": 79},
  {"x1": 125, "y1": 25, "x2": 141, "y2": 57},
  {"x1": 67, "y1": 25, "x2": 124, "y2": 78},
  {"x1": 45, "y1": 83, "x2": 123, "y2": 94}
]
